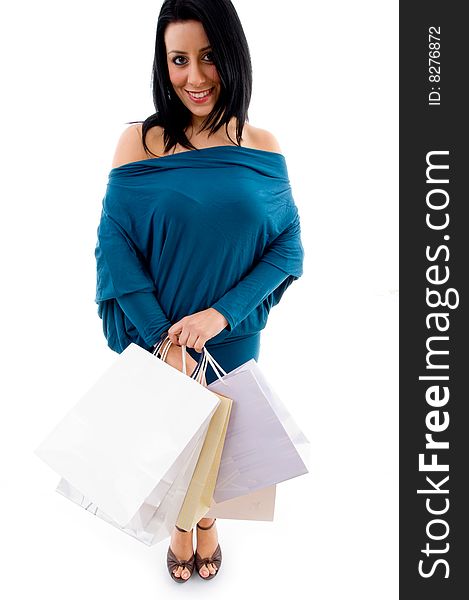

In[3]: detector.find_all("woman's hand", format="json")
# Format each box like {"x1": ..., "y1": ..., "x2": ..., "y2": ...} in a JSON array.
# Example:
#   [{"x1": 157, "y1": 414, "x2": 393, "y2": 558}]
[{"x1": 167, "y1": 308, "x2": 229, "y2": 352}]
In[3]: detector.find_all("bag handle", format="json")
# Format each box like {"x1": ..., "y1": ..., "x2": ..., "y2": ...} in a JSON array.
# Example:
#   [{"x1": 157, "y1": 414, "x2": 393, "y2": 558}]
[
  {"x1": 195, "y1": 349, "x2": 209, "y2": 385},
  {"x1": 152, "y1": 332, "x2": 206, "y2": 380},
  {"x1": 202, "y1": 346, "x2": 229, "y2": 386},
  {"x1": 152, "y1": 332, "x2": 230, "y2": 387}
]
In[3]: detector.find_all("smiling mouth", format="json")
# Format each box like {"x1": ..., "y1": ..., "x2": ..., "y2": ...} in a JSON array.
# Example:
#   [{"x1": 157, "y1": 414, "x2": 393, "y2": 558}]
[{"x1": 185, "y1": 87, "x2": 214, "y2": 99}]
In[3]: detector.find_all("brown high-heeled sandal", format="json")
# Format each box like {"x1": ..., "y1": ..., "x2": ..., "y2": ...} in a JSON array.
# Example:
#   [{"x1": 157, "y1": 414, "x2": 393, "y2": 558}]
[
  {"x1": 195, "y1": 518, "x2": 222, "y2": 580},
  {"x1": 166, "y1": 525, "x2": 195, "y2": 583}
]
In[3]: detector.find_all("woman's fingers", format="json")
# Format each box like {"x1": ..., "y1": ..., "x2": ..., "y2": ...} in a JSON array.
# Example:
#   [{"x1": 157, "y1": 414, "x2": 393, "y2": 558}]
[
  {"x1": 167, "y1": 331, "x2": 180, "y2": 346},
  {"x1": 186, "y1": 331, "x2": 199, "y2": 349}
]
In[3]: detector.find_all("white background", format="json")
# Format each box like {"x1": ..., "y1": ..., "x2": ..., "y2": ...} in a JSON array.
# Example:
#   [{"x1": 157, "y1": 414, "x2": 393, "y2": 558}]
[{"x1": 1, "y1": 0, "x2": 398, "y2": 597}]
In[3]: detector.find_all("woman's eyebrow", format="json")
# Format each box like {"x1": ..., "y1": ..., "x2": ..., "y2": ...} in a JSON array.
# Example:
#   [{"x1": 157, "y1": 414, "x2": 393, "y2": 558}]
[{"x1": 167, "y1": 45, "x2": 212, "y2": 55}]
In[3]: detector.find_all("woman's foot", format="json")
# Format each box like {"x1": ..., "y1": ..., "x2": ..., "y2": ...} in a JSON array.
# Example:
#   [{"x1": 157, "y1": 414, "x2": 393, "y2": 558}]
[
  {"x1": 196, "y1": 518, "x2": 219, "y2": 578},
  {"x1": 169, "y1": 526, "x2": 194, "y2": 580}
]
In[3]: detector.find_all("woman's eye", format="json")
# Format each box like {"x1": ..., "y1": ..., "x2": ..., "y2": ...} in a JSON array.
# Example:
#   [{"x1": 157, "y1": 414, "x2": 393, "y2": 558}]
[{"x1": 172, "y1": 53, "x2": 214, "y2": 66}]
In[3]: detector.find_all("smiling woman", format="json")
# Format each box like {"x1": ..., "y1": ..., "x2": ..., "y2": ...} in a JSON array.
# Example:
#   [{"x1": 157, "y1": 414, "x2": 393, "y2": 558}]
[
  {"x1": 134, "y1": 0, "x2": 253, "y2": 156},
  {"x1": 94, "y1": 0, "x2": 305, "y2": 586},
  {"x1": 166, "y1": 25, "x2": 221, "y2": 110}
]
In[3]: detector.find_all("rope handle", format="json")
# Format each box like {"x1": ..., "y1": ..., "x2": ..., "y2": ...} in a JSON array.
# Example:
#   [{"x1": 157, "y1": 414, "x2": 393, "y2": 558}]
[
  {"x1": 152, "y1": 331, "x2": 229, "y2": 386},
  {"x1": 202, "y1": 346, "x2": 229, "y2": 386},
  {"x1": 152, "y1": 332, "x2": 206, "y2": 380}
]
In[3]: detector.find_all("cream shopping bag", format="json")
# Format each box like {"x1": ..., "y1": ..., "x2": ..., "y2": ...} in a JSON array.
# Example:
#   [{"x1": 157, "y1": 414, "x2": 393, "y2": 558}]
[{"x1": 176, "y1": 350, "x2": 233, "y2": 531}]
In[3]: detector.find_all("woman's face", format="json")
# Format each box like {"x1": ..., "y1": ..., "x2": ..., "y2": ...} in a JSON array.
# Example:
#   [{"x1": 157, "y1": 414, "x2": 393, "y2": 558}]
[{"x1": 165, "y1": 20, "x2": 221, "y2": 121}]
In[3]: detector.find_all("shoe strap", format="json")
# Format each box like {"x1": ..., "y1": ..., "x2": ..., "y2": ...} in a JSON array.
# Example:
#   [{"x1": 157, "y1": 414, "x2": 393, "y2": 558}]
[
  {"x1": 197, "y1": 518, "x2": 217, "y2": 530},
  {"x1": 175, "y1": 559, "x2": 192, "y2": 568},
  {"x1": 195, "y1": 544, "x2": 221, "y2": 569}
]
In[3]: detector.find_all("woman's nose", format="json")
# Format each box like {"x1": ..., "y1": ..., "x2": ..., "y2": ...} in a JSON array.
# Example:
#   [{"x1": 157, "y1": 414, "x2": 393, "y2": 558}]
[{"x1": 187, "y1": 62, "x2": 207, "y2": 87}]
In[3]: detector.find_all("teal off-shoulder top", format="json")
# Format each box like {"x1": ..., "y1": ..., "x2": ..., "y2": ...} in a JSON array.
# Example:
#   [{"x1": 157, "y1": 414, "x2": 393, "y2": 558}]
[{"x1": 94, "y1": 145, "x2": 304, "y2": 353}]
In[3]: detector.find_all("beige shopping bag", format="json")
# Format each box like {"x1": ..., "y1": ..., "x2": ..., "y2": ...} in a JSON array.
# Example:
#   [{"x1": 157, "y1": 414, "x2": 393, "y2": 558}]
[
  {"x1": 176, "y1": 387, "x2": 232, "y2": 531},
  {"x1": 206, "y1": 485, "x2": 277, "y2": 521}
]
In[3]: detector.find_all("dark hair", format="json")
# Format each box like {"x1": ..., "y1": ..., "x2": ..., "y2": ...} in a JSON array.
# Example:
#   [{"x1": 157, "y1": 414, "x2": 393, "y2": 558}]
[{"x1": 126, "y1": 0, "x2": 252, "y2": 156}]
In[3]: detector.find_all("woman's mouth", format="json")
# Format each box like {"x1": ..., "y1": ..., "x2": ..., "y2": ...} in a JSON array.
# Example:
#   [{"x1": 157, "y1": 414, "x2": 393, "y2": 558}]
[{"x1": 185, "y1": 87, "x2": 214, "y2": 104}]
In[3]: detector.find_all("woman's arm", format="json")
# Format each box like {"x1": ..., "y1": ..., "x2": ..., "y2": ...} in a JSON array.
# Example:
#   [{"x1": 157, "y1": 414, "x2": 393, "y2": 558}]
[
  {"x1": 209, "y1": 127, "x2": 302, "y2": 329},
  {"x1": 96, "y1": 123, "x2": 173, "y2": 349},
  {"x1": 116, "y1": 290, "x2": 173, "y2": 347},
  {"x1": 111, "y1": 123, "x2": 149, "y2": 169},
  {"x1": 211, "y1": 203, "x2": 304, "y2": 331},
  {"x1": 210, "y1": 260, "x2": 291, "y2": 331}
]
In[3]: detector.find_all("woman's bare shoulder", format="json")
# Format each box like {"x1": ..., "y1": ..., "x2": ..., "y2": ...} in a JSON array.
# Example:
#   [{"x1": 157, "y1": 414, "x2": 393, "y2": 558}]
[
  {"x1": 111, "y1": 123, "x2": 165, "y2": 169},
  {"x1": 243, "y1": 124, "x2": 283, "y2": 154}
]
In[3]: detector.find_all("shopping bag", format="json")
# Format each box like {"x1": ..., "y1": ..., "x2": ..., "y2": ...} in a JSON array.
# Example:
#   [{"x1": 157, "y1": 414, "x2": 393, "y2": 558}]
[
  {"x1": 55, "y1": 402, "x2": 210, "y2": 546},
  {"x1": 48, "y1": 338, "x2": 233, "y2": 545},
  {"x1": 35, "y1": 342, "x2": 221, "y2": 528},
  {"x1": 204, "y1": 347, "x2": 310, "y2": 503},
  {"x1": 55, "y1": 417, "x2": 207, "y2": 545},
  {"x1": 57, "y1": 433, "x2": 277, "y2": 534},
  {"x1": 206, "y1": 485, "x2": 277, "y2": 521},
  {"x1": 176, "y1": 350, "x2": 233, "y2": 531},
  {"x1": 220, "y1": 358, "x2": 310, "y2": 472}
]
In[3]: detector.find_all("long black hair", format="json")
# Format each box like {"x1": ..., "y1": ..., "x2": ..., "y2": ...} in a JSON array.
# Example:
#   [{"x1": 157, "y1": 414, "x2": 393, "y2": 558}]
[{"x1": 127, "y1": 0, "x2": 252, "y2": 156}]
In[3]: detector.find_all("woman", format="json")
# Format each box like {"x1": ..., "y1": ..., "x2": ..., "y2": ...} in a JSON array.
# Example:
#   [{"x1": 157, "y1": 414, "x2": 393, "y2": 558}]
[{"x1": 94, "y1": 0, "x2": 304, "y2": 584}]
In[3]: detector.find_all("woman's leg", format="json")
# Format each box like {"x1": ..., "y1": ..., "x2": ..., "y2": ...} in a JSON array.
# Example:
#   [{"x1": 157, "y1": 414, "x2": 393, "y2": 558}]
[
  {"x1": 169, "y1": 527, "x2": 194, "y2": 580},
  {"x1": 191, "y1": 333, "x2": 261, "y2": 575},
  {"x1": 195, "y1": 517, "x2": 219, "y2": 577},
  {"x1": 170, "y1": 334, "x2": 261, "y2": 577}
]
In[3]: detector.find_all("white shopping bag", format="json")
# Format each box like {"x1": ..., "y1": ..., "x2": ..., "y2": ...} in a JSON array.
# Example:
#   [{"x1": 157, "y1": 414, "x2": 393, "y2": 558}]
[
  {"x1": 205, "y1": 348, "x2": 310, "y2": 503},
  {"x1": 35, "y1": 342, "x2": 220, "y2": 528},
  {"x1": 55, "y1": 416, "x2": 208, "y2": 545}
]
